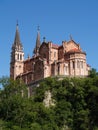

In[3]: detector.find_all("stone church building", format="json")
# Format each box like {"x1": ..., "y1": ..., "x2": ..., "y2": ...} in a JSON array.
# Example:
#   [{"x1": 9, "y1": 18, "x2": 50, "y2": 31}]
[{"x1": 10, "y1": 24, "x2": 90, "y2": 86}]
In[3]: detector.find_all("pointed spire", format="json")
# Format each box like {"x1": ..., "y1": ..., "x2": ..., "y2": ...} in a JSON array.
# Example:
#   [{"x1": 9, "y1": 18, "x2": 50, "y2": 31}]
[
  {"x1": 33, "y1": 26, "x2": 41, "y2": 55},
  {"x1": 11, "y1": 22, "x2": 24, "y2": 66},
  {"x1": 36, "y1": 25, "x2": 40, "y2": 49},
  {"x1": 14, "y1": 22, "x2": 22, "y2": 47}
]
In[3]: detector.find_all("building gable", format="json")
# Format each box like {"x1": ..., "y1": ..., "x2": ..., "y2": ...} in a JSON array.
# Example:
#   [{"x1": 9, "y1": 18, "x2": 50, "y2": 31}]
[
  {"x1": 64, "y1": 40, "x2": 80, "y2": 52},
  {"x1": 34, "y1": 58, "x2": 44, "y2": 80},
  {"x1": 39, "y1": 42, "x2": 49, "y2": 61}
]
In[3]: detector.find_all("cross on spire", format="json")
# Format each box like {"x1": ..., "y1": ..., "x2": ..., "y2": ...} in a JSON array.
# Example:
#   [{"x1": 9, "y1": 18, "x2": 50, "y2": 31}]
[
  {"x1": 37, "y1": 25, "x2": 40, "y2": 31},
  {"x1": 17, "y1": 20, "x2": 18, "y2": 26}
]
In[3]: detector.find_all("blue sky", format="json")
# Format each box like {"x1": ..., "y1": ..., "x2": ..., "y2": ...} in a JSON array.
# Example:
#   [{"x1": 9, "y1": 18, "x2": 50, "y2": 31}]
[{"x1": 0, "y1": 0, "x2": 98, "y2": 77}]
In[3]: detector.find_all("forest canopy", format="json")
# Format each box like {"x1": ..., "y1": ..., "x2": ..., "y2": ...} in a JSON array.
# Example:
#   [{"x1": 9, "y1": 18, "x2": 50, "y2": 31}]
[{"x1": 0, "y1": 69, "x2": 98, "y2": 130}]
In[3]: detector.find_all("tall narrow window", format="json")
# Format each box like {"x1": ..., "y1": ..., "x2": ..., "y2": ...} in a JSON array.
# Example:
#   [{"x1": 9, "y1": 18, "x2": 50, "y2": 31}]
[
  {"x1": 54, "y1": 52, "x2": 56, "y2": 58},
  {"x1": 43, "y1": 53, "x2": 46, "y2": 58},
  {"x1": 77, "y1": 61, "x2": 80, "y2": 68},
  {"x1": 81, "y1": 61, "x2": 83, "y2": 68},
  {"x1": 20, "y1": 54, "x2": 22, "y2": 60},
  {"x1": 17, "y1": 54, "x2": 19, "y2": 60},
  {"x1": 64, "y1": 63, "x2": 68, "y2": 75},
  {"x1": 64, "y1": 66, "x2": 67, "y2": 75},
  {"x1": 58, "y1": 65, "x2": 60, "y2": 75},
  {"x1": 72, "y1": 61, "x2": 75, "y2": 69}
]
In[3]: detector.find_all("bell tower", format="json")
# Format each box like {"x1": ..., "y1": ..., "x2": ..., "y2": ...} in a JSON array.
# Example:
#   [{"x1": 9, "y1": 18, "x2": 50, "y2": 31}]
[{"x1": 10, "y1": 23, "x2": 24, "y2": 79}]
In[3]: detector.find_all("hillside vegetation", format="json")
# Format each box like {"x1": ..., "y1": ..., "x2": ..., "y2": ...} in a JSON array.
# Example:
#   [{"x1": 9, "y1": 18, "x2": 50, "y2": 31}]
[{"x1": 0, "y1": 69, "x2": 98, "y2": 130}]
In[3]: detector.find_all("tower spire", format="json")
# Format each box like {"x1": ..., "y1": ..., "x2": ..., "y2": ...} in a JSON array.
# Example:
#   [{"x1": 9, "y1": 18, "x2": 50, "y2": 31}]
[
  {"x1": 10, "y1": 23, "x2": 24, "y2": 79},
  {"x1": 36, "y1": 25, "x2": 40, "y2": 49},
  {"x1": 11, "y1": 23, "x2": 24, "y2": 63},
  {"x1": 33, "y1": 26, "x2": 41, "y2": 55},
  {"x1": 14, "y1": 22, "x2": 22, "y2": 47}
]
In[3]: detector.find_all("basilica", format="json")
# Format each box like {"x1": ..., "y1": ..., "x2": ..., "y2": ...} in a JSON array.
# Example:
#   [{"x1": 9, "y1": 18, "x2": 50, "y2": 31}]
[{"x1": 10, "y1": 24, "x2": 90, "y2": 87}]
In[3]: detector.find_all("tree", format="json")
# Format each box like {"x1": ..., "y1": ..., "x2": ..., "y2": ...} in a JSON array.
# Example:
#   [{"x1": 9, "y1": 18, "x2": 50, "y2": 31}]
[
  {"x1": 0, "y1": 76, "x2": 98, "y2": 129},
  {"x1": 89, "y1": 68, "x2": 98, "y2": 78},
  {"x1": 0, "y1": 77, "x2": 31, "y2": 128}
]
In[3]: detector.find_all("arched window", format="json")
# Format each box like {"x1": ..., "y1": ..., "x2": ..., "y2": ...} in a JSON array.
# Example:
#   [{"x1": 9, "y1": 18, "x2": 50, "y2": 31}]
[
  {"x1": 43, "y1": 53, "x2": 46, "y2": 58},
  {"x1": 20, "y1": 54, "x2": 22, "y2": 60},
  {"x1": 72, "y1": 61, "x2": 75, "y2": 69},
  {"x1": 77, "y1": 61, "x2": 80, "y2": 68},
  {"x1": 19, "y1": 65, "x2": 21, "y2": 69},
  {"x1": 54, "y1": 52, "x2": 56, "y2": 58},
  {"x1": 81, "y1": 61, "x2": 83, "y2": 68},
  {"x1": 64, "y1": 64, "x2": 68, "y2": 75},
  {"x1": 17, "y1": 54, "x2": 19, "y2": 60}
]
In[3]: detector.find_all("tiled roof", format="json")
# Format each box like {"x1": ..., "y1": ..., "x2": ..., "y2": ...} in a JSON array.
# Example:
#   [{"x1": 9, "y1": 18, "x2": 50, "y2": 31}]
[
  {"x1": 66, "y1": 48, "x2": 86, "y2": 55},
  {"x1": 67, "y1": 48, "x2": 81, "y2": 53},
  {"x1": 52, "y1": 43, "x2": 59, "y2": 49},
  {"x1": 58, "y1": 45, "x2": 63, "y2": 49}
]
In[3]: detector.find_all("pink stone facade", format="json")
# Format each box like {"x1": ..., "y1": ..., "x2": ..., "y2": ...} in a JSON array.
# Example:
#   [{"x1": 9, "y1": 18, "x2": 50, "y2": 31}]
[{"x1": 10, "y1": 25, "x2": 90, "y2": 86}]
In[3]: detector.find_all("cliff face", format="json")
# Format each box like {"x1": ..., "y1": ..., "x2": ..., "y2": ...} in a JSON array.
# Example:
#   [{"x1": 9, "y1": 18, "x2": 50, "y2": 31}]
[{"x1": 43, "y1": 90, "x2": 55, "y2": 107}]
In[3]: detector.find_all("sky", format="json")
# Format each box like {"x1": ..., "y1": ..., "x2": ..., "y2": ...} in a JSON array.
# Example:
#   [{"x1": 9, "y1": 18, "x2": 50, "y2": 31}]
[{"x1": 0, "y1": 0, "x2": 98, "y2": 77}]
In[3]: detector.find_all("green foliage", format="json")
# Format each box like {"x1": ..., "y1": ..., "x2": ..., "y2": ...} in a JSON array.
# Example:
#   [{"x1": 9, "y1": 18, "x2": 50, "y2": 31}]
[
  {"x1": 89, "y1": 68, "x2": 98, "y2": 78},
  {"x1": 0, "y1": 76, "x2": 98, "y2": 129}
]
